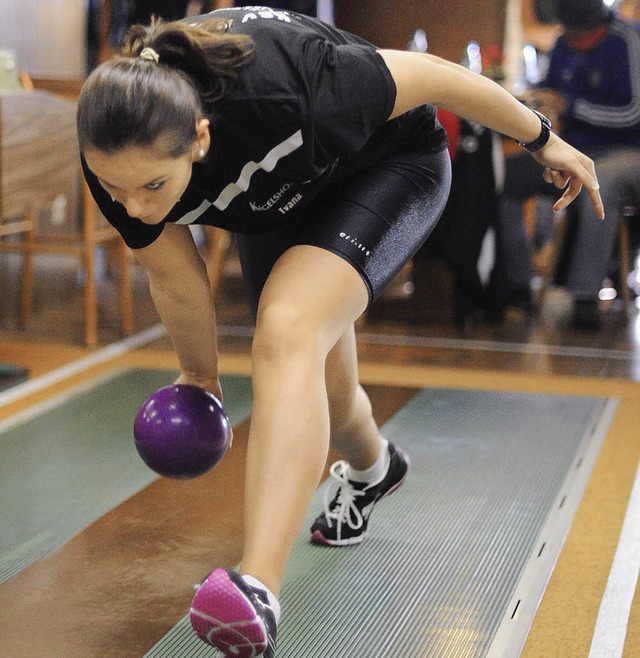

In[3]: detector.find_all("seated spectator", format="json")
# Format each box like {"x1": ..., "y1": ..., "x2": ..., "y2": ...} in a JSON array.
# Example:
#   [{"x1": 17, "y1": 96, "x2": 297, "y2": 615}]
[
  {"x1": 496, "y1": 0, "x2": 640, "y2": 328},
  {"x1": 415, "y1": 109, "x2": 503, "y2": 329}
]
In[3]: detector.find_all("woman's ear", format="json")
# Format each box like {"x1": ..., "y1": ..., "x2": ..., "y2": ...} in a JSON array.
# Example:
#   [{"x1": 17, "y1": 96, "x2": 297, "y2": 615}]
[
  {"x1": 193, "y1": 118, "x2": 211, "y2": 159},
  {"x1": 196, "y1": 118, "x2": 210, "y2": 143}
]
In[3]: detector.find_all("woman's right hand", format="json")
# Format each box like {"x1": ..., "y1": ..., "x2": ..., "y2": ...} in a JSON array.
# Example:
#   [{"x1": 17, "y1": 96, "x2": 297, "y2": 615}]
[
  {"x1": 174, "y1": 372, "x2": 224, "y2": 404},
  {"x1": 173, "y1": 372, "x2": 233, "y2": 446}
]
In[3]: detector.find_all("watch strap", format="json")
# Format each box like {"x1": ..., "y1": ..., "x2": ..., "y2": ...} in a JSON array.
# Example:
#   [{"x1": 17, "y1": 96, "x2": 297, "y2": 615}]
[{"x1": 518, "y1": 109, "x2": 552, "y2": 152}]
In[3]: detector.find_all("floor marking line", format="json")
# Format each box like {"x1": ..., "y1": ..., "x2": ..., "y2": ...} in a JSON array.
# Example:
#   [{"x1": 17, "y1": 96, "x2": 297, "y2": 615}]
[
  {"x1": 588, "y1": 458, "x2": 640, "y2": 658},
  {"x1": 355, "y1": 332, "x2": 636, "y2": 361},
  {"x1": 214, "y1": 324, "x2": 636, "y2": 361},
  {"x1": 0, "y1": 323, "x2": 166, "y2": 409},
  {"x1": 487, "y1": 397, "x2": 618, "y2": 658}
]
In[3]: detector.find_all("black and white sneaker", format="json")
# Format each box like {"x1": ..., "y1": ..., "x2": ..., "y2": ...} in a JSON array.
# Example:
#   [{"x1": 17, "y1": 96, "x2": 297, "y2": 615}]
[
  {"x1": 310, "y1": 442, "x2": 410, "y2": 546},
  {"x1": 190, "y1": 568, "x2": 278, "y2": 658}
]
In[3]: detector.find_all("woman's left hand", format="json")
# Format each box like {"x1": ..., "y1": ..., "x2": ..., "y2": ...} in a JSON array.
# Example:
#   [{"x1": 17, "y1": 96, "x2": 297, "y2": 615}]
[{"x1": 531, "y1": 133, "x2": 604, "y2": 219}]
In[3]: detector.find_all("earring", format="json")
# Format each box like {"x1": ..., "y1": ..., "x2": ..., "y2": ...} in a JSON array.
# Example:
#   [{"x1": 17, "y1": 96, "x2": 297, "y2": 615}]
[{"x1": 198, "y1": 148, "x2": 206, "y2": 159}]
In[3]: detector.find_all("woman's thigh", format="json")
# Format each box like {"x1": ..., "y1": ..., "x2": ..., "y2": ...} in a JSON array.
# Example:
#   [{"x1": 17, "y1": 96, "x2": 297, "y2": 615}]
[
  {"x1": 255, "y1": 244, "x2": 370, "y2": 352},
  {"x1": 236, "y1": 147, "x2": 451, "y2": 317}
]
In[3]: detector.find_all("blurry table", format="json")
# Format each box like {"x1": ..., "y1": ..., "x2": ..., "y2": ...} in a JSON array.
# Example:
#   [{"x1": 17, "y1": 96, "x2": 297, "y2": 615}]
[
  {"x1": 0, "y1": 89, "x2": 133, "y2": 347},
  {"x1": 1, "y1": 89, "x2": 79, "y2": 223}
]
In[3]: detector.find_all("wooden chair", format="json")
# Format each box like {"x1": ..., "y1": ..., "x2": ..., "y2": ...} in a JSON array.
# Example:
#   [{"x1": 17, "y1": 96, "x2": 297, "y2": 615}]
[
  {"x1": 22, "y1": 181, "x2": 135, "y2": 348},
  {"x1": 0, "y1": 93, "x2": 36, "y2": 327},
  {"x1": 0, "y1": 90, "x2": 133, "y2": 348},
  {"x1": 618, "y1": 205, "x2": 637, "y2": 315}
]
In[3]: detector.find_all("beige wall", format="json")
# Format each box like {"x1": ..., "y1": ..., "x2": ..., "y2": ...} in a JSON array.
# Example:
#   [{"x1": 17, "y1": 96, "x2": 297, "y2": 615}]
[
  {"x1": 0, "y1": 0, "x2": 87, "y2": 79},
  {"x1": 0, "y1": 1, "x2": 567, "y2": 83},
  {"x1": 334, "y1": 0, "x2": 507, "y2": 62}
]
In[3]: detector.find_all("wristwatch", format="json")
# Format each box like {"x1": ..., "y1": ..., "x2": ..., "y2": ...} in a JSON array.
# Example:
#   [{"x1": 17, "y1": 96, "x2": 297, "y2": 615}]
[{"x1": 518, "y1": 109, "x2": 552, "y2": 152}]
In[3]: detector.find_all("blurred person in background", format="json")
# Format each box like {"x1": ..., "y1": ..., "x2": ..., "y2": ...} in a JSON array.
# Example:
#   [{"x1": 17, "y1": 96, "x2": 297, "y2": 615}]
[{"x1": 495, "y1": 0, "x2": 640, "y2": 328}]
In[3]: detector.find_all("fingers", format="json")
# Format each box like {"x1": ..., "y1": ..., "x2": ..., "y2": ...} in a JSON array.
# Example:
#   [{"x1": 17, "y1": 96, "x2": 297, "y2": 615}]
[
  {"x1": 587, "y1": 181, "x2": 605, "y2": 220},
  {"x1": 544, "y1": 164, "x2": 604, "y2": 220},
  {"x1": 550, "y1": 174, "x2": 605, "y2": 219},
  {"x1": 543, "y1": 167, "x2": 569, "y2": 188},
  {"x1": 552, "y1": 176, "x2": 582, "y2": 213},
  {"x1": 581, "y1": 158, "x2": 605, "y2": 219},
  {"x1": 571, "y1": 153, "x2": 604, "y2": 218},
  {"x1": 535, "y1": 135, "x2": 605, "y2": 219}
]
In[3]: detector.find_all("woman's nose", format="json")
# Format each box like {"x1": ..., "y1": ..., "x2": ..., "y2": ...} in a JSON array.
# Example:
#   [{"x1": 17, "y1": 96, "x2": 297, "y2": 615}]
[{"x1": 123, "y1": 195, "x2": 144, "y2": 218}]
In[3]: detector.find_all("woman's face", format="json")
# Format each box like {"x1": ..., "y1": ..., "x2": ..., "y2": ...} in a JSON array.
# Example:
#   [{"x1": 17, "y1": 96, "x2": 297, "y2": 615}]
[{"x1": 84, "y1": 141, "x2": 197, "y2": 225}]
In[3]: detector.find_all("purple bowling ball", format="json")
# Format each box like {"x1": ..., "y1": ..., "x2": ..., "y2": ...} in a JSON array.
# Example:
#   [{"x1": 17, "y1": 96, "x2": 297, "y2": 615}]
[{"x1": 133, "y1": 384, "x2": 231, "y2": 479}]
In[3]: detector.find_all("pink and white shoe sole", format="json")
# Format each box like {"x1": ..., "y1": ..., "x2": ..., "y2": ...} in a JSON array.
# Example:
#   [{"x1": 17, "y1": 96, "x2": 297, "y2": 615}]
[{"x1": 190, "y1": 568, "x2": 268, "y2": 657}]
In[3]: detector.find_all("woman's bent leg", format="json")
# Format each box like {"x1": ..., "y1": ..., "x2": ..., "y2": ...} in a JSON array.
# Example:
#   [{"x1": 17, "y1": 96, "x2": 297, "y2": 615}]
[
  {"x1": 306, "y1": 323, "x2": 410, "y2": 547},
  {"x1": 239, "y1": 245, "x2": 369, "y2": 595},
  {"x1": 325, "y1": 324, "x2": 382, "y2": 469}
]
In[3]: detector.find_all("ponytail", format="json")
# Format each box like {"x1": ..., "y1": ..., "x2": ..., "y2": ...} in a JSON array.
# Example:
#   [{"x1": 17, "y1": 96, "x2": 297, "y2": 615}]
[
  {"x1": 123, "y1": 17, "x2": 255, "y2": 104},
  {"x1": 77, "y1": 17, "x2": 255, "y2": 156}
]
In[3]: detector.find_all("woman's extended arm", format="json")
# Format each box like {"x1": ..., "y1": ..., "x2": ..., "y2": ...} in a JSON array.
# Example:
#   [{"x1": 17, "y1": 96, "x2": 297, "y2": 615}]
[
  {"x1": 132, "y1": 223, "x2": 223, "y2": 400},
  {"x1": 378, "y1": 50, "x2": 604, "y2": 219}
]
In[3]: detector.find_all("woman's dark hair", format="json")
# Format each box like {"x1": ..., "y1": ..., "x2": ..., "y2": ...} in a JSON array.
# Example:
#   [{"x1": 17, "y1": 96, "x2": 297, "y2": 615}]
[{"x1": 77, "y1": 17, "x2": 255, "y2": 157}]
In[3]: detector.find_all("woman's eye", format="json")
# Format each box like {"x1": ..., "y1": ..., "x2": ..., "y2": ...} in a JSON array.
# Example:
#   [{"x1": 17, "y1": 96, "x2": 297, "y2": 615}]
[{"x1": 146, "y1": 181, "x2": 164, "y2": 191}]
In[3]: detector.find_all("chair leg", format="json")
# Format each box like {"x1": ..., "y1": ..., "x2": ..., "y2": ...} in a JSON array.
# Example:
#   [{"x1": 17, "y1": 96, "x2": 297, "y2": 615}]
[
  {"x1": 83, "y1": 247, "x2": 98, "y2": 348},
  {"x1": 619, "y1": 212, "x2": 632, "y2": 316},
  {"x1": 536, "y1": 209, "x2": 568, "y2": 311},
  {"x1": 19, "y1": 210, "x2": 36, "y2": 328},
  {"x1": 83, "y1": 184, "x2": 99, "y2": 349}
]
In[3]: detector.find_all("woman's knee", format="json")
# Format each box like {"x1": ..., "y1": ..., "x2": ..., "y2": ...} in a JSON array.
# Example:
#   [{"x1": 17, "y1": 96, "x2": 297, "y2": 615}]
[{"x1": 252, "y1": 300, "x2": 324, "y2": 363}]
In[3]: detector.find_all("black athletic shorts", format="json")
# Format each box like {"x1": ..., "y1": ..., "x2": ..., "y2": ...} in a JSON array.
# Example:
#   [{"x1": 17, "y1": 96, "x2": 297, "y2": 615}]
[{"x1": 236, "y1": 147, "x2": 452, "y2": 317}]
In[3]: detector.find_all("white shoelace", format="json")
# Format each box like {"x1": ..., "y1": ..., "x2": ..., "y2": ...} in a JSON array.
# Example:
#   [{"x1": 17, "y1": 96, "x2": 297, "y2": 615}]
[{"x1": 322, "y1": 460, "x2": 367, "y2": 531}]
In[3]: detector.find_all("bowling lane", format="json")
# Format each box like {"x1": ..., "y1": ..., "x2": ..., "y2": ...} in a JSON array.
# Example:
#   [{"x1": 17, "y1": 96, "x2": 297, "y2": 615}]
[
  {"x1": 0, "y1": 382, "x2": 414, "y2": 658},
  {"x1": 0, "y1": 368, "x2": 253, "y2": 584}
]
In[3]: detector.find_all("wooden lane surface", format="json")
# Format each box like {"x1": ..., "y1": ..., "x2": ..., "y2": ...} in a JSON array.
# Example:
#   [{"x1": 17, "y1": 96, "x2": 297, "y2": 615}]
[
  {"x1": 0, "y1": 343, "x2": 638, "y2": 656},
  {"x1": 0, "y1": 361, "x2": 415, "y2": 658},
  {"x1": 1, "y1": 419, "x2": 250, "y2": 658}
]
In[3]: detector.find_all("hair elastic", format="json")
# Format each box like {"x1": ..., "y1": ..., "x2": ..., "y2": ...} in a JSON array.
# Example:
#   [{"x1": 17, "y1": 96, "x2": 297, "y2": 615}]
[{"x1": 139, "y1": 47, "x2": 160, "y2": 63}]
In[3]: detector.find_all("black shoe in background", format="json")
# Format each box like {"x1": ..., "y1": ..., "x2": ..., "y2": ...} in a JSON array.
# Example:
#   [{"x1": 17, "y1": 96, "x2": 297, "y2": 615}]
[{"x1": 572, "y1": 298, "x2": 601, "y2": 330}]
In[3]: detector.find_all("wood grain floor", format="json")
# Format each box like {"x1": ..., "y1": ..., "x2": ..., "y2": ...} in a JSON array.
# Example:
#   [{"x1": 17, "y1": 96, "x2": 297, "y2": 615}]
[{"x1": 1, "y1": 247, "x2": 638, "y2": 656}]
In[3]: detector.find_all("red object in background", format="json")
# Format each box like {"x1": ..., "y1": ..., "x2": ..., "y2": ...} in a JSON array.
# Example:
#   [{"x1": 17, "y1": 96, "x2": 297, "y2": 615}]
[
  {"x1": 436, "y1": 108, "x2": 461, "y2": 162},
  {"x1": 483, "y1": 44, "x2": 503, "y2": 69}
]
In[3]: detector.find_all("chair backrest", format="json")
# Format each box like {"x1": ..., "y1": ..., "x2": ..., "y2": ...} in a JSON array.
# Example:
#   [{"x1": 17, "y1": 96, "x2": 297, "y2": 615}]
[{"x1": 0, "y1": 48, "x2": 22, "y2": 219}]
